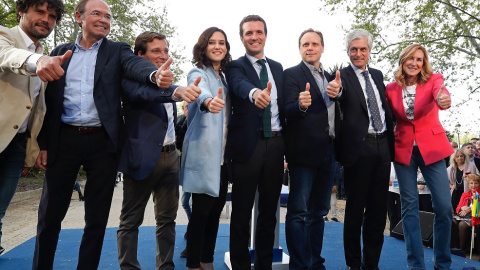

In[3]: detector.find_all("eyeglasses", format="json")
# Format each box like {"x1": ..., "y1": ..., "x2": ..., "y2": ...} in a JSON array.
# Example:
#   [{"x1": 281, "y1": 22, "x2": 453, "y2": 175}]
[
  {"x1": 87, "y1": 11, "x2": 112, "y2": 21},
  {"x1": 147, "y1": 49, "x2": 169, "y2": 55}
]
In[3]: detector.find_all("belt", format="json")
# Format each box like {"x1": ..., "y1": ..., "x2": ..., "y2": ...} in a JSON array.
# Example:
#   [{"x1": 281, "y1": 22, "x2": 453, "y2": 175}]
[
  {"x1": 62, "y1": 123, "x2": 105, "y2": 134},
  {"x1": 366, "y1": 132, "x2": 386, "y2": 140},
  {"x1": 161, "y1": 143, "x2": 177, "y2": 153},
  {"x1": 261, "y1": 130, "x2": 282, "y2": 139}
]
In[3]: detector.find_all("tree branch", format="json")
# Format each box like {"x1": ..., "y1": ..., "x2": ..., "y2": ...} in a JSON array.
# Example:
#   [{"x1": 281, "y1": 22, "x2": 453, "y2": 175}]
[{"x1": 433, "y1": 0, "x2": 480, "y2": 23}]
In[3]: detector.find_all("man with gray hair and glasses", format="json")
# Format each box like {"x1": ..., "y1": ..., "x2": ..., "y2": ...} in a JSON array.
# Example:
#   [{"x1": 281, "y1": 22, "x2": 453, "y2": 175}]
[{"x1": 327, "y1": 29, "x2": 394, "y2": 270}]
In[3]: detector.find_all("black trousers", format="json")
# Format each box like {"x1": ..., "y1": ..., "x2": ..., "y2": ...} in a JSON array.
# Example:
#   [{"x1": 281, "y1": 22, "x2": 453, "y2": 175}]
[
  {"x1": 229, "y1": 136, "x2": 284, "y2": 270},
  {"x1": 186, "y1": 165, "x2": 228, "y2": 268},
  {"x1": 387, "y1": 191, "x2": 401, "y2": 233},
  {"x1": 32, "y1": 127, "x2": 117, "y2": 270},
  {"x1": 343, "y1": 136, "x2": 391, "y2": 269}
]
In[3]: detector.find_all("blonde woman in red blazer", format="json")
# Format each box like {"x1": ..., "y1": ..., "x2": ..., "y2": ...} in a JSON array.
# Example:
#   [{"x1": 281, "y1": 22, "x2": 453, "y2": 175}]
[{"x1": 385, "y1": 44, "x2": 454, "y2": 270}]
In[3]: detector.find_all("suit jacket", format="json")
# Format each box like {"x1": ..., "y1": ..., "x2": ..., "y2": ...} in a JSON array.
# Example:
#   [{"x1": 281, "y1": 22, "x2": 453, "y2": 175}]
[
  {"x1": 386, "y1": 73, "x2": 453, "y2": 166},
  {"x1": 225, "y1": 55, "x2": 285, "y2": 162},
  {"x1": 0, "y1": 26, "x2": 46, "y2": 167},
  {"x1": 38, "y1": 37, "x2": 158, "y2": 164},
  {"x1": 118, "y1": 78, "x2": 177, "y2": 181},
  {"x1": 338, "y1": 65, "x2": 394, "y2": 167},
  {"x1": 283, "y1": 61, "x2": 341, "y2": 167}
]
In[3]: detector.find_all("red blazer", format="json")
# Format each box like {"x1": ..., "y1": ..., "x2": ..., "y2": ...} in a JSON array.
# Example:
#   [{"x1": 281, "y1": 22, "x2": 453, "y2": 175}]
[
  {"x1": 386, "y1": 73, "x2": 453, "y2": 165},
  {"x1": 456, "y1": 191, "x2": 473, "y2": 214}
]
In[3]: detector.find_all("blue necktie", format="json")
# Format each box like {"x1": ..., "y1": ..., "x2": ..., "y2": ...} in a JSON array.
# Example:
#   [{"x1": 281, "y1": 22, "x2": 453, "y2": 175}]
[
  {"x1": 257, "y1": 59, "x2": 272, "y2": 138},
  {"x1": 362, "y1": 70, "x2": 382, "y2": 132}
]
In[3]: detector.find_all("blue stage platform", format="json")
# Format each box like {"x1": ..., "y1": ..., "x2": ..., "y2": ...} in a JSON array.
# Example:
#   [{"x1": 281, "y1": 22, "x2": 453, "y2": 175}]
[{"x1": 1, "y1": 223, "x2": 479, "y2": 269}]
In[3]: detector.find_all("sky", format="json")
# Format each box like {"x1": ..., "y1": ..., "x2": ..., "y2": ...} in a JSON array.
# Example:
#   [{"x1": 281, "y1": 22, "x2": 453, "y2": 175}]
[{"x1": 162, "y1": 0, "x2": 479, "y2": 137}]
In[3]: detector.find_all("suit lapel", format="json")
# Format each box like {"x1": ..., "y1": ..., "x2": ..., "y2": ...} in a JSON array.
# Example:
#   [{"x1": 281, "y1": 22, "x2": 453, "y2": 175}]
[
  {"x1": 345, "y1": 65, "x2": 368, "y2": 113},
  {"x1": 243, "y1": 56, "x2": 262, "y2": 89},
  {"x1": 94, "y1": 38, "x2": 109, "y2": 87}
]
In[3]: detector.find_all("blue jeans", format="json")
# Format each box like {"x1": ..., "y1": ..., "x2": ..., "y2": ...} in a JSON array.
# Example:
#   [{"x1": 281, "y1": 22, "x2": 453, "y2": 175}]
[
  {"x1": 0, "y1": 134, "x2": 27, "y2": 247},
  {"x1": 181, "y1": 190, "x2": 192, "y2": 219},
  {"x1": 285, "y1": 144, "x2": 335, "y2": 270},
  {"x1": 394, "y1": 147, "x2": 452, "y2": 270}
]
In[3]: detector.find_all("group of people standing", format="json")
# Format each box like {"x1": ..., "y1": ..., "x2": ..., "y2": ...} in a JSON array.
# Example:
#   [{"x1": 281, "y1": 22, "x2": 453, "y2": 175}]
[{"x1": 0, "y1": 0, "x2": 459, "y2": 270}]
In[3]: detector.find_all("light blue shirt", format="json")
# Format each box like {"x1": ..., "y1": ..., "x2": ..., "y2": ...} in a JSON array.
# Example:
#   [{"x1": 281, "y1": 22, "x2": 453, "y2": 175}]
[{"x1": 61, "y1": 36, "x2": 103, "y2": 127}]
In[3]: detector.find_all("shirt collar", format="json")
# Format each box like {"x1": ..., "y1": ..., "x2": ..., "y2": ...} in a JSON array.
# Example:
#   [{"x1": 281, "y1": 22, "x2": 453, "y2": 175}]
[
  {"x1": 74, "y1": 35, "x2": 104, "y2": 51},
  {"x1": 17, "y1": 26, "x2": 43, "y2": 53},
  {"x1": 351, "y1": 63, "x2": 369, "y2": 76},
  {"x1": 303, "y1": 61, "x2": 324, "y2": 74},
  {"x1": 245, "y1": 53, "x2": 266, "y2": 65}
]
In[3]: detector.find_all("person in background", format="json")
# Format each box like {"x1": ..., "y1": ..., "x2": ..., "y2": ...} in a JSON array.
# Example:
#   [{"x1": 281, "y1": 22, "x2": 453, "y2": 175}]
[
  {"x1": 181, "y1": 27, "x2": 231, "y2": 270},
  {"x1": 176, "y1": 101, "x2": 190, "y2": 258},
  {"x1": 387, "y1": 163, "x2": 401, "y2": 233},
  {"x1": 445, "y1": 141, "x2": 459, "y2": 167},
  {"x1": 452, "y1": 174, "x2": 480, "y2": 252},
  {"x1": 0, "y1": 0, "x2": 65, "y2": 256},
  {"x1": 385, "y1": 43, "x2": 453, "y2": 270},
  {"x1": 448, "y1": 149, "x2": 478, "y2": 210},
  {"x1": 462, "y1": 142, "x2": 476, "y2": 163},
  {"x1": 417, "y1": 169, "x2": 433, "y2": 212}
]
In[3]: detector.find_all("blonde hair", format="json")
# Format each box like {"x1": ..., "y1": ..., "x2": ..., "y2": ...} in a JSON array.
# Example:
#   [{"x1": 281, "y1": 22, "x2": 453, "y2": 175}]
[
  {"x1": 467, "y1": 174, "x2": 480, "y2": 184},
  {"x1": 450, "y1": 149, "x2": 469, "y2": 169},
  {"x1": 394, "y1": 44, "x2": 433, "y2": 86}
]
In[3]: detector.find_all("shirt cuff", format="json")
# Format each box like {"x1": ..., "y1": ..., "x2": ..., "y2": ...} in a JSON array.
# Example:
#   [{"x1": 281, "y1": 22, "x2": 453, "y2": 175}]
[
  {"x1": 26, "y1": 53, "x2": 43, "y2": 74},
  {"x1": 171, "y1": 87, "x2": 181, "y2": 102},
  {"x1": 149, "y1": 70, "x2": 157, "y2": 84},
  {"x1": 249, "y1": 88, "x2": 260, "y2": 103}
]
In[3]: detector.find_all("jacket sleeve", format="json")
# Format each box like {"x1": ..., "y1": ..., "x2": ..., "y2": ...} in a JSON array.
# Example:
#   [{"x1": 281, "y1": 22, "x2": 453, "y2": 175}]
[{"x1": 0, "y1": 26, "x2": 35, "y2": 75}]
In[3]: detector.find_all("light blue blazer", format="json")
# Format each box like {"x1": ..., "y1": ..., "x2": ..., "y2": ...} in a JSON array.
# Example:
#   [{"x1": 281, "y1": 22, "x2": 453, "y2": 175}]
[{"x1": 180, "y1": 66, "x2": 229, "y2": 197}]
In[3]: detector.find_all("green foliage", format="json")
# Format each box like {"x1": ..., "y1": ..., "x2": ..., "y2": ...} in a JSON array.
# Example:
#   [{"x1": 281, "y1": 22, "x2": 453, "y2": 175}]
[
  {"x1": 320, "y1": 0, "x2": 480, "y2": 130},
  {"x1": 1, "y1": 0, "x2": 185, "y2": 81}
]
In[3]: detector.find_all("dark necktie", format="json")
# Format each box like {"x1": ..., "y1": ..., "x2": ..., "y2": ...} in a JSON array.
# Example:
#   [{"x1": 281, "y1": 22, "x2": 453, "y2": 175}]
[
  {"x1": 257, "y1": 59, "x2": 272, "y2": 138},
  {"x1": 362, "y1": 70, "x2": 382, "y2": 132}
]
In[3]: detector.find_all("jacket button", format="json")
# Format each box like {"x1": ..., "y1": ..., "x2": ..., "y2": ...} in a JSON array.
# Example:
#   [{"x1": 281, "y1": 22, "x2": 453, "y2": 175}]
[
  {"x1": 162, "y1": 91, "x2": 168, "y2": 95},
  {"x1": 164, "y1": 125, "x2": 168, "y2": 129},
  {"x1": 26, "y1": 105, "x2": 32, "y2": 109},
  {"x1": 13, "y1": 125, "x2": 19, "y2": 129}
]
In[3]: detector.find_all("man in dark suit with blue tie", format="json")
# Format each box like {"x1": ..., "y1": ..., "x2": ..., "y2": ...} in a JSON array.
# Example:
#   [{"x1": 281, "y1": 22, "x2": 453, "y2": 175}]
[
  {"x1": 328, "y1": 29, "x2": 394, "y2": 270},
  {"x1": 283, "y1": 29, "x2": 342, "y2": 270},
  {"x1": 225, "y1": 14, "x2": 285, "y2": 270},
  {"x1": 32, "y1": 0, "x2": 200, "y2": 269}
]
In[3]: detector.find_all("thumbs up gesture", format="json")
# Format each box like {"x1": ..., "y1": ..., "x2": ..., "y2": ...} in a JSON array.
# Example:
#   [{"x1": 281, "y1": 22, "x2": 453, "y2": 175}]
[
  {"x1": 36, "y1": 50, "x2": 73, "y2": 82},
  {"x1": 299, "y1": 82, "x2": 311, "y2": 110},
  {"x1": 207, "y1": 87, "x2": 225, "y2": 114},
  {"x1": 155, "y1": 57, "x2": 174, "y2": 88},
  {"x1": 253, "y1": 81, "x2": 272, "y2": 109},
  {"x1": 437, "y1": 84, "x2": 451, "y2": 109},
  {"x1": 175, "y1": 76, "x2": 202, "y2": 103},
  {"x1": 327, "y1": 70, "x2": 342, "y2": 98}
]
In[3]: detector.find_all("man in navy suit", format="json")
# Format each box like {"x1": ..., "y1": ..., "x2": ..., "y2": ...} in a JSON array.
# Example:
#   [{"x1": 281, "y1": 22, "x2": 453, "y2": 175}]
[
  {"x1": 116, "y1": 31, "x2": 185, "y2": 270},
  {"x1": 32, "y1": 0, "x2": 200, "y2": 269},
  {"x1": 225, "y1": 14, "x2": 285, "y2": 270},
  {"x1": 283, "y1": 29, "x2": 341, "y2": 270},
  {"x1": 328, "y1": 29, "x2": 394, "y2": 270}
]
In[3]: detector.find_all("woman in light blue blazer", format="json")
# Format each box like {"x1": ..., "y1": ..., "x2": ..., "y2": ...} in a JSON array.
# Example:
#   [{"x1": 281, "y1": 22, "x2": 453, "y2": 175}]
[{"x1": 180, "y1": 27, "x2": 231, "y2": 270}]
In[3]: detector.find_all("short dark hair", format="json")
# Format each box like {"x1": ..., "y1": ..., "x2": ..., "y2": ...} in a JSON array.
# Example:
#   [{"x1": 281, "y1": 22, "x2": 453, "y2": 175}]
[
  {"x1": 298, "y1": 28, "x2": 324, "y2": 48},
  {"x1": 16, "y1": 0, "x2": 65, "y2": 23},
  {"x1": 192, "y1": 27, "x2": 231, "y2": 72},
  {"x1": 239, "y1": 15, "x2": 267, "y2": 37},
  {"x1": 134, "y1": 31, "x2": 168, "y2": 56}
]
